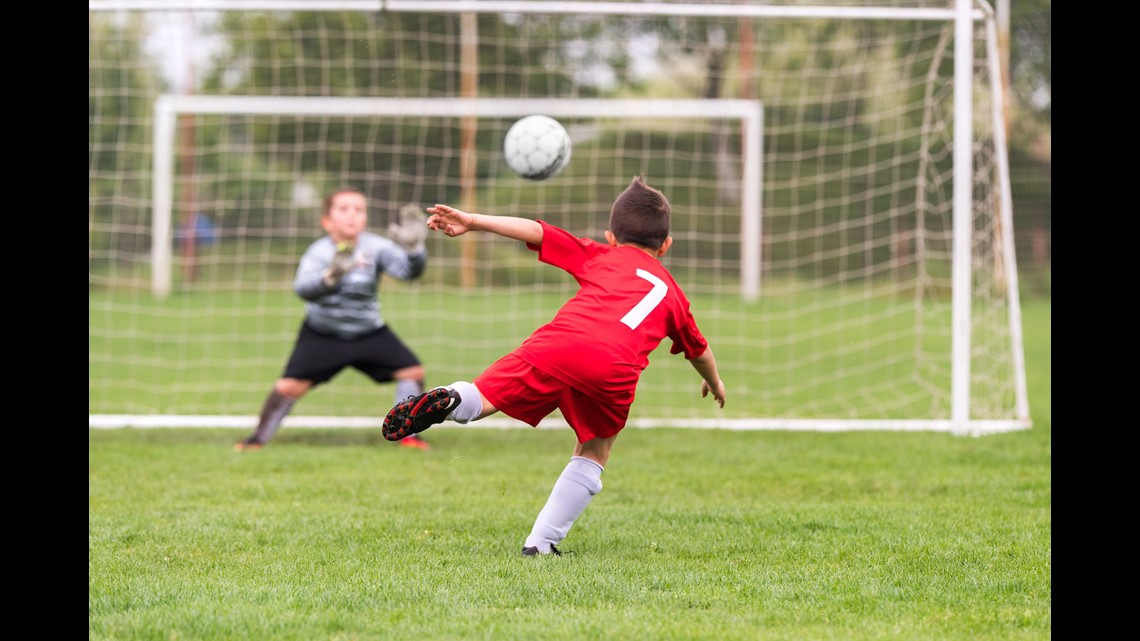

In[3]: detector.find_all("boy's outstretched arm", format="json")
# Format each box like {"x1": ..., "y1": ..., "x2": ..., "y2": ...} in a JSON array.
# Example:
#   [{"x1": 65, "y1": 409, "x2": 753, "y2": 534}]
[
  {"x1": 426, "y1": 204, "x2": 544, "y2": 245},
  {"x1": 689, "y1": 347, "x2": 727, "y2": 408}
]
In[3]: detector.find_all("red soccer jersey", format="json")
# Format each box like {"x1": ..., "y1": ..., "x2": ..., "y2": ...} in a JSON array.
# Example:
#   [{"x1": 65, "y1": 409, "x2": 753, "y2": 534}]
[{"x1": 513, "y1": 220, "x2": 708, "y2": 405}]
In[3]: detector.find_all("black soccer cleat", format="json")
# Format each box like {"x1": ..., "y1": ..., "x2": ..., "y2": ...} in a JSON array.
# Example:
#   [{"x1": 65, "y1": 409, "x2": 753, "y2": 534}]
[
  {"x1": 382, "y1": 387, "x2": 459, "y2": 441},
  {"x1": 521, "y1": 544, "x2": 562, "y2": 557}
]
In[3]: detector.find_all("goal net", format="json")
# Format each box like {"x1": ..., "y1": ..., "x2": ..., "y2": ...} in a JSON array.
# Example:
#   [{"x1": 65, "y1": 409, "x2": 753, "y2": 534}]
[{"x1": 89, "y1": 1, "x2": 1030, "y2": 435}]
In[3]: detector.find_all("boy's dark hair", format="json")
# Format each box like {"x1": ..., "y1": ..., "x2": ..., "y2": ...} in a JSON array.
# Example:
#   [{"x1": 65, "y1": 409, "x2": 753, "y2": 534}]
[
  {"x1": 322, "y1": 188, "x2": 365, "y2": 216},
  {"x1": 608, "y1": 176, "x2": 671, "y2": 250}
]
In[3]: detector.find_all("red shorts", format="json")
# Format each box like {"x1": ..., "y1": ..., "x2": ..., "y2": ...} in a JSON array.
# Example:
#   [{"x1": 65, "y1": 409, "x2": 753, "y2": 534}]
[{"x1": 474, "y1": 352, "x2": 630, "y2": 443}]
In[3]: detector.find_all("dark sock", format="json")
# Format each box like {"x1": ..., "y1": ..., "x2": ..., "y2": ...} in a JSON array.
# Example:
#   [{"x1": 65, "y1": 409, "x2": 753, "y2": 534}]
[{"x1": 250, "y1": 390, "x2": 295, "y2": 444}]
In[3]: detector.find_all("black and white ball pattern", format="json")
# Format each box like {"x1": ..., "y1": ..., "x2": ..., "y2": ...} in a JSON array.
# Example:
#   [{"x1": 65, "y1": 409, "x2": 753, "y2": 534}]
[{"x1": 503, "y1": 115, "x2": 572, "y2": 181}]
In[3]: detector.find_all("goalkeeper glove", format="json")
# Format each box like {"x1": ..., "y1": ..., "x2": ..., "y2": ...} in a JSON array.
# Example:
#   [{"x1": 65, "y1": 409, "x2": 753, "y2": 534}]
[
  {"x1": 323, "y1": 241, "x2": 357, "y2": 287},
  {"x1": 387, "y1": 203, "x2": 428, "y2": 254}
]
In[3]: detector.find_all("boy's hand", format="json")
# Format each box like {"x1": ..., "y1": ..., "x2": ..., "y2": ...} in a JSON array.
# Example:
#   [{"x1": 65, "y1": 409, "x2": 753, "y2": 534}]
[
  {"x1": 323, "y1": 241, "x2": 357, "y2": 287},
  {"x1": 387, "y1": 203, "x2": 428, "y2": 253},
  {"x1": 701, "y1": 379, "x2": 726, "y2": 408},
  {"x1": 426, "y1": 204, "x2": 475, "y2": 237}
]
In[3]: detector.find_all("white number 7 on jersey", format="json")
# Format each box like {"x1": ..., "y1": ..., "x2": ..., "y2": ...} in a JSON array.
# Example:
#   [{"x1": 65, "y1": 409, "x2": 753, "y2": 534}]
[{"x1": 620, "y1": 268, "x2": 668, "y2": 330}]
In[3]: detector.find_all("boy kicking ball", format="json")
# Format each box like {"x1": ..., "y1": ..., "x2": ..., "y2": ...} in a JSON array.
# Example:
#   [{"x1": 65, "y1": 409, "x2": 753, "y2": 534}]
[{"x1": 384, "y1": 176, "x2": 726, "y2": 555}]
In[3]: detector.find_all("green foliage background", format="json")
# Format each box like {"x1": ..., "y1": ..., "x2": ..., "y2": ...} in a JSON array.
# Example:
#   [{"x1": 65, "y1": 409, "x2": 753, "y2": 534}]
[{"x1": 89, "y1": 6, "x2": 1050, "y2": 295}]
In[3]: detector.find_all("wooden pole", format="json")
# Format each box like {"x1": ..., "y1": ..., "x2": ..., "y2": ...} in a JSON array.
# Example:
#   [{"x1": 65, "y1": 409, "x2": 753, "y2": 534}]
[
  {"x1": 178, "y1": 12, "x2": 198, "y2": 283},
  {"x1": 459, "y1": 12, "x2": 478, "y2": 289},
  {"x1": 994, "y1": 0, "x2": 1012, "y2": 290},
  {"x1": 738, "y1": 9, "x2": 758, "y2": 272},
  {"x1": 179, "y1": 112, "x2": 197, "y2": 283},
  {"x1": 997, "y1": 0, "x2": 1011, "y2": 140}
]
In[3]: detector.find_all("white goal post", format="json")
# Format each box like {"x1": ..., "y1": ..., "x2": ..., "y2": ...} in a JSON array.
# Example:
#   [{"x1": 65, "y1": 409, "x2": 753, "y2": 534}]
[
  {"x1": 90, "y1": 0, "x2": 1031, "y2": 436},
  {"x1": 150, "y1": 96, "x2": 763, "y2": 302}
]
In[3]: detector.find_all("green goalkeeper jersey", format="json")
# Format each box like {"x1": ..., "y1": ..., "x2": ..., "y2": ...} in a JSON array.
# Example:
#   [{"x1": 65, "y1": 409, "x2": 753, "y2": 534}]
[{"x1": 294, "y1": 231, "x2": 426, "y2": 339}]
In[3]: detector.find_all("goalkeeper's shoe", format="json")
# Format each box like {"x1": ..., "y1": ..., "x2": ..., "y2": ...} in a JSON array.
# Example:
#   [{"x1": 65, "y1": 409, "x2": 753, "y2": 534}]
[
  {"x1": 382, "y1": 387, "x2": 458, "y2": 441},
  {"x1": 521, "y1": 544, "x2": 563, "y2": 557},
  {"x1": 399, "y1": 434, "x2": 432, "y2": 451},
  {"x1": 233, "y1": 436, "x2": 264, "y2": 452}
]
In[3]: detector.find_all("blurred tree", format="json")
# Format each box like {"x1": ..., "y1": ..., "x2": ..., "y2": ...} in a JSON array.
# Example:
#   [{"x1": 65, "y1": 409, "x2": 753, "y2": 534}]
[
  {"x1": 89, "y1": 13, "x2": 169, "y2": 268},
  {"x1": 1009, "y1": 0, "x2": 1051, "y2": 124},
  {"x1": 1005, "y1": 0, "x2": 1050, "y2": 291},
  {"x1": 196, "y1": 11, "x2": 588, "y2": 220}
]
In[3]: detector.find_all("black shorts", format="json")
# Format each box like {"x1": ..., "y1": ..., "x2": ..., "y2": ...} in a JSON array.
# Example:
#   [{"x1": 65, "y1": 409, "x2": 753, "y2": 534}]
[{"x1": 282, "y1": 321, "x2": 421, "y2": 385}]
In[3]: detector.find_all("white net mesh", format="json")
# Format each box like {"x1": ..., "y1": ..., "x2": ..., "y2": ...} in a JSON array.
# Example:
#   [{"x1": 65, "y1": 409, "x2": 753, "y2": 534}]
[{"x1": 89, "y1": 2, "x2": 1029, "y2": 433}]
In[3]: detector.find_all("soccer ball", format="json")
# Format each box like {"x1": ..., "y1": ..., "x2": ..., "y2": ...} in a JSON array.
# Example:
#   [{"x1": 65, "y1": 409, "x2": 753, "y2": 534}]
[{"x1": 503, "y1": 115, "x2": 572, "y2": 181}]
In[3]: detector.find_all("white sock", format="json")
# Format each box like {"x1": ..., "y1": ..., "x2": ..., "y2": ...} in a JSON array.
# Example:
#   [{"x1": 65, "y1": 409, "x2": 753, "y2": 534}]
[
  {"x1": 446, "y1": 380, "x2": 482, "y2": 424},
  {"x1": 524, "y1": 456, "x2": 604, "y2": 553},
  {"x1": 395, "y1": 379, "x2": 421, "y2": 404}
]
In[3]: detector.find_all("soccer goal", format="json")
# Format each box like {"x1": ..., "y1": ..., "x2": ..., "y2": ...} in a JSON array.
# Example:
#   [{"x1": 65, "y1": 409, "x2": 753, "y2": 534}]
[{"x1": 89, "y1": 1, "x2": 1030, "y2": 436}]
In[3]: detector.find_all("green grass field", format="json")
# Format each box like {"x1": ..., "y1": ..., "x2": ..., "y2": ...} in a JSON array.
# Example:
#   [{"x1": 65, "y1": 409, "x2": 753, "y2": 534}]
[{"x1": 88, "y1": 297, "x2": 1049, "y2": 640}]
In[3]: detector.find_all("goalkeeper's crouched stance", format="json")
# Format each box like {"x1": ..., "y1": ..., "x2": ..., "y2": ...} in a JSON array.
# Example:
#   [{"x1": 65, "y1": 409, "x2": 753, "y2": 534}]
[
  {"x1": 381, "y1": 177, "x2": 727, "y2": 556},
  {"x1": 235, "y1": 194, "x2": 434, "y2": 452}
]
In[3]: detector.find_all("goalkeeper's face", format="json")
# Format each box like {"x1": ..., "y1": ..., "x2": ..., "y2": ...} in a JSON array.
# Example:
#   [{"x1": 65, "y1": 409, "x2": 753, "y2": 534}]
[{"x1": 322, "y1": 192, "x2": 369, "y2": 242}]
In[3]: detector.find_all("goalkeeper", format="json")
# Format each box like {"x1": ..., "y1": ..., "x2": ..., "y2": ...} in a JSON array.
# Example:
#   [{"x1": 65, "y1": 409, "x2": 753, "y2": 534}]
[
  {"x1": 382, "y1": 176, "x2": 726, "y2": 555},
  {"x1": 235, "y1": 191, "x2": 433, "y2": 451}
]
